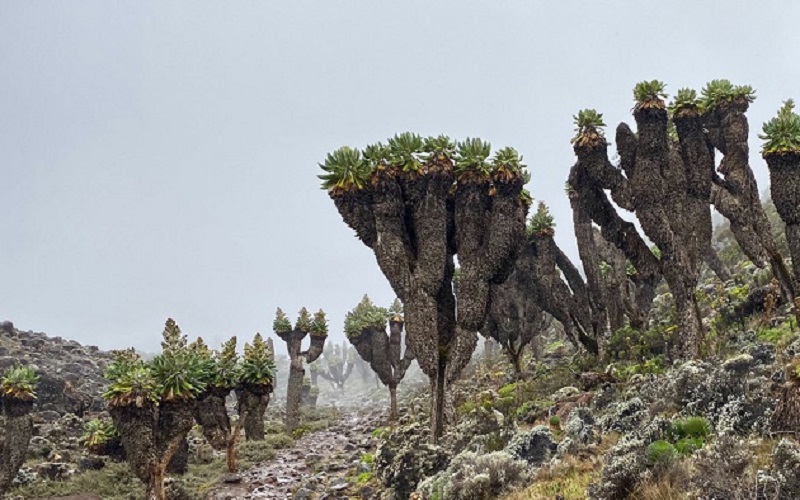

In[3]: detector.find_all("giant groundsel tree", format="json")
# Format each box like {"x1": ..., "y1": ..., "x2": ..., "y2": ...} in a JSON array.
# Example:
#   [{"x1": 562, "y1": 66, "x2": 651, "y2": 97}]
[
  {"x1": 762, "y1": 99, "x2": 800, "y2": 298},
  {"x1": 234, "y1": 334, "x2": 276, "y2": 441},
  {"x1": 0, "y1": 366, "x2": 39, "y2": 495},
  {"x1": 273, "y1": 307, "x2": 327, "y2": 431},
  {"x1": 345, "y1": 296, "x2": 415, "y2": 418},
  {"x1": 103, "y1": 319, "x2": 206, "y2": 500},
  {"x1": 320, "y1": 134, "x2": 529, "y2": 441}
]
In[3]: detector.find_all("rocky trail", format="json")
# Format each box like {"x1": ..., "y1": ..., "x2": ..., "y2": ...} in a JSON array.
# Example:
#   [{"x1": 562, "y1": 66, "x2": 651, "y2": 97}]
[{"x1": 207, "y1": 409, "x2": 384, "y2": 500}]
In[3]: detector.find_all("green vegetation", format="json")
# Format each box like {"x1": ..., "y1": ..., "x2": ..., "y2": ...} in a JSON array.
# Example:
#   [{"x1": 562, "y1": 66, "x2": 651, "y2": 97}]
[
  {"x1": 454, "y1": 137, "x2": 492, "y2": 178},
  {"x1": 344, "y1": 295, "x2": 388, "y2": 339},
  {"x1": 1, "y1": 365, "x2": 39, "y2": 401},
  {"x1": 646, "y1": 440, "x2": 677, "y2": 465},
  {"x1": 571, "y1": 108, "x2": 606, "y2": 146},
  {"x1": 388, "y1": 132, "x2": 424, "y2": 173},
  {"x1": 318, "y1": 146, "x2": 370, "y2": 195},
  {"x1": 240, "y1": 333, "x2": 276, "y2": 386},
  {"x1": 760, "y1": 99, "x2": 800, "y2": 156},
  {"x1": 273, "y1": 307, "x2": 292, "y2": 334},
  {"x1": 527, "y1": 202, "x2": 555, "y2": 237},
  {"x1": 700, "y1": 79, "x2": 756, "y2": 110},
  {"x1": 82, "y1": 418, "x2": 118, "y2": 450},
  {"x1": 633, "y1": 80, "x2": 668, "y2": 109},
  {"x1": 670, "y1": 88, "x2": 700, "y2": 116}
]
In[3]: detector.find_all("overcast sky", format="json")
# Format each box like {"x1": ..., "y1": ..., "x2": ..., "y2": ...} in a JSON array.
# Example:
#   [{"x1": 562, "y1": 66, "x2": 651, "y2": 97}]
[{"x1": 2, "y1": 1, "x2": 799, "y2": 353}]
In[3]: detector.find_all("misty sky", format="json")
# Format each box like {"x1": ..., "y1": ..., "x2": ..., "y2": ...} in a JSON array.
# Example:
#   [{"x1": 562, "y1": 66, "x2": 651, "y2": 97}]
[{"x1": 2, "y1": 1, "x2": 799, "y2": 354}]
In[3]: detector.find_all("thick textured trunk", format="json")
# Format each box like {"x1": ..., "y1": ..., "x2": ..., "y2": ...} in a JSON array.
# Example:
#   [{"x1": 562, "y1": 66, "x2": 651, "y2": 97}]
[
  {"x1": 509, "y1": 349, "x2": 523, "y2": 374},
  {"x1": 767, "y1": 153, "x2": 800, "y2": 294},
  {"x1": 389, "y1": 385, "x2": 398, "y2": 420},
  {"x1": 236, "y1": 386, "x2": 270, "y2": 440},
  {"x1": 706, "y1": 249, "x2": 732, "y2": 282},
  {"x1": 285, "y1": 361, "x2": 304, "y2": 432},
  {"x1": 146, "y1": 464, "x2": 166, "y2": 500},
  {"x1": 166, "y1": 438, "x2": 189, "y2": 474},
  {"x1": 0, "y1": 399, "x2": 34, "y2": 494},
  {"x1": 226, "y1": 430, "x2": 238, "y2": 473},
  {"x1": 193, "y1": 387, "x2": 231, "y2": 450},
  {"x1": 430, "y1": 361, "x2": 447, "y2": 444}
]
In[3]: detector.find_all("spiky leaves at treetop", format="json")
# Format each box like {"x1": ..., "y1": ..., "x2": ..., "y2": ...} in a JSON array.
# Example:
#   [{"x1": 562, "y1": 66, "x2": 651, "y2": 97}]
[
  {"x1": 572, "y1": 109, "x2": 607, "y2": 147},
  {"x1": 241, "y1": 333, "x2": 276, "y2": 387},
  {"x1": 273, "y1": 308, "x2": 292, "y2": 335},
  {"x1": 670, "y1": 88, "x2": 700, "y2": 118},
  {"x1": 422, "y1": 134, "x2": 456, "y2": 163},
  {"x1": 389, "y1": 298, "x2": 404, "y2": 323},
  {"x1": 82, "y1": 418, "x2": 118, "y2": 449},
  {"x1": 150, "y1": 319, "x2": 207, "y2": 402},
  {"x1": 633, "y1": 80, "x2": 668, "y2": 110},
  {"x1": 344, "y1": 295, "x2": 389, "y2": 339},
  {"x1": 103, "y1": 349, "x2": 159, "y2": 408},
  {"x1": 103, "y1": 320, "x2": 207, "y2": 407},
  {"x1": 310, "y1": 309, "x2": 329, "y2": 337},
  {"x1": 387, "y1": 132, "x2": 424, "y2": 173},
  {"x1": 1, "y1": 365, "x2": 39, "y2": 401},
  {"x1": 491, "y1": 146, "x2": 526, "y2": 184},
  {"x1": 295, "y1": 308, "x2": 313, "y2": 333},
  {"x1": 363, "y1": 142, "x2": 390, "y2": 170},
  {"x1": 700, "y1": 79, "x2": 756, "y2": 111},
  {"x1": 214, "y1": 336, "x2": 241, "y2": 389},
  {"x1": 760, "y1": 99, "x2": 800, "y2": 157},
  {"x1": 454, "y1": 138, "x2": 492, "y2": 179},
  {"x1": 527, "y1": 202, "x2": 556, "y2": 237},
  {"x1": 318, "y1": 147, "x2": 370, "y2": 195}
]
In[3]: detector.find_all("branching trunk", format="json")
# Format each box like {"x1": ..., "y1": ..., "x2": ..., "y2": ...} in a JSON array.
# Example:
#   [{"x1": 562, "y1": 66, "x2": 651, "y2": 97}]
[{"x1": 110, "y1": 401, "x2": 195, "y2": 500}]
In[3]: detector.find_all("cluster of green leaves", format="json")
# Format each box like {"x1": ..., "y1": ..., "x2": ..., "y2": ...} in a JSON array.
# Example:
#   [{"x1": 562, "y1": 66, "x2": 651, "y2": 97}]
[
  {"x1": 103, "y1": 320, "x2": 208, "y2": 407},
  {"x1": 82, "y1": 418, "x2": 118, "y2": 449},
  {"x1": 318, "y1": 146, "x2": 370, "y2": 194},
  {"x1": 669, "y1": 88, "x2": 700, "y2": 116},
  {"x1": 214, "y1": 336, "x2": 241, "y2": 389},
  {"x1": 454, "y1": 137, "x2": 492, "y2": 177},
  {"x1": 760, "y1": 99, "x2": 800, "y2": 156},
  {"x1": 321, "y1": 134, "x2": 529, "y2": 193},
  {"x1": 241, "y1": 333, "x2": 276, "y2": 387},
  {"x1": 571, "y1": 109, "x2": 606, "y2": 146},
  {"x1": 103, "y1": 349, "x2": 156, "y2": 407},
  {"x1": 646, "y1": 416, "x2": 709, "y2": 465},
  {"x1": 526, "y1": 202, "x2": 556, "y2": 237},
  {"x1": 310, "y1": 309, "x2": 329, "y2": 337},
  {"x1": 607, "y1": 324, "x2": 678, "y2": 361},
  {"x1": 189, "y1": 336, "x2": 242, "y2": 390},
  {"x1": 387, "y1": 132, "x2": 424, "y2": 172},
  {"x1": 1, "y1": 365, "x2": 39, "y2": 401},
  {"x1": 633, "y1": 80, "x2": 668, "y2": 109},
  {"x1": 700, "y1": 79, "x2": 756, "y2": 110},
  {"x1": 295, "y1": 307, "x2": 313, "y2": 332},
  {"x1": 388, "y1": 298, "x2": 403, "y2": 322},
  {"x1": 344, "y1": 295, "x2": 389, "y2": 339},
  {"x1": 422, "y1": 134, "x2": 457, "y2": 162},
  {"x1": 273, "y1": 308, "x2": 292, "y2": 334}
]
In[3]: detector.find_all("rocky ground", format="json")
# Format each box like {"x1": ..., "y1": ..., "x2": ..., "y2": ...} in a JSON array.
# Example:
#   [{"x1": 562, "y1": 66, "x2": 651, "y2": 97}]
[{"x1": 207, "y1": 410, "x2": 383, "y2": 500}]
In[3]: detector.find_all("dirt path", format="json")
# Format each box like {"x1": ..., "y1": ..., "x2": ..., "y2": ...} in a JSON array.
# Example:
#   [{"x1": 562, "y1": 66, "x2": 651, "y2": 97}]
[{"x1": 206, "y1": 410, "x2": 382, "y2": 500}]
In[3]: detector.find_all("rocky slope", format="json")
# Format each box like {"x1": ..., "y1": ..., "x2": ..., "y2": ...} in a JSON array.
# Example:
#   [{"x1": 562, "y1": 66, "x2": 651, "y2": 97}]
[{"x1": 0, "y1": 320, "x2": 110, "y2": 418}]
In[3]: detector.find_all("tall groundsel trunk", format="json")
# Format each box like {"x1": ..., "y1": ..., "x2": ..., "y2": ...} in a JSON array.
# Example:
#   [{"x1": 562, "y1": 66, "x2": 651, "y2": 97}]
[
  {"x1": 286, "y1": 360, "x2": 305, "y2": 432},
  {"x1": 389, "y1": 384, "x2": 398, "y2": 420},
  {"x1": 0, "y1": 399, "x2": 34, "y2": 495},
  {"x1": 147, "y1": 465, "x2": 166, "y2": 500}
]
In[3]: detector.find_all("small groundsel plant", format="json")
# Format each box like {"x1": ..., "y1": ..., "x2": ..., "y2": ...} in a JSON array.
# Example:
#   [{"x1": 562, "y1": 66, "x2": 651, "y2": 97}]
[
  {"x1": 82, "y1": 418, "x2": 118, "y2": 451},
  {"x1": 760, "y1": 99, "x2": 800, "y2": 157}
]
